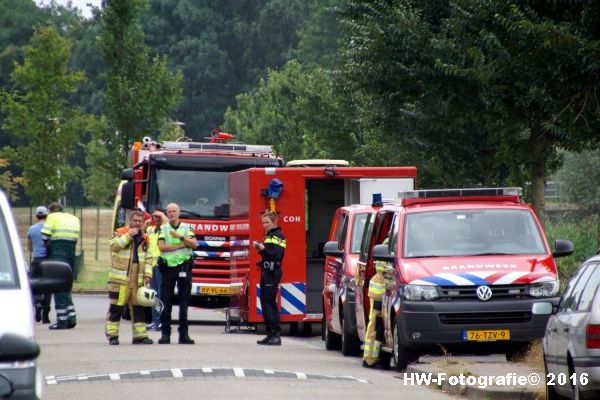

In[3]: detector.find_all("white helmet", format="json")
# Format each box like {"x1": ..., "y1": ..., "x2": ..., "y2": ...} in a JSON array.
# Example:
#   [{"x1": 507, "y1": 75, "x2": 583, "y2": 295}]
[{"x1": 137, "y1": 286, "x2": 157, "y2": 307}]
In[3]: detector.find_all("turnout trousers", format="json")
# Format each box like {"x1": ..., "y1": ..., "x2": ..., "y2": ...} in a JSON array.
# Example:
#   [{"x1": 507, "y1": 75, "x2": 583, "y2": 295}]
[{"x1": 105, "y1": 282, "x2": 148, "y2": 341}]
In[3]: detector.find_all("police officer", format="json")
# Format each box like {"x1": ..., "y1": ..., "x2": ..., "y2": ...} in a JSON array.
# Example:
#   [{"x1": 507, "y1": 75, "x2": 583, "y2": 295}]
[
  {"x1": 253, "y1": 211, "x2": 286, "y2": 346},
  {"x1": 157, "y1": 203, "x2": 197, "y2": 344},
  {"x1": 41, "y1": 202, "x2": 80, "y2": 330}
]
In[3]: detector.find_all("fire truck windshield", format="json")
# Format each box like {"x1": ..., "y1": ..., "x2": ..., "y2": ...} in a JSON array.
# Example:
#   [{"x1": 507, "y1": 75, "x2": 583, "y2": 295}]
[
  {"x1": 403, "y1": 209, "x2": 546, "y2": 258},
  {"x1": 149, "y1": 169, "x2": 229, "y2": 219}
]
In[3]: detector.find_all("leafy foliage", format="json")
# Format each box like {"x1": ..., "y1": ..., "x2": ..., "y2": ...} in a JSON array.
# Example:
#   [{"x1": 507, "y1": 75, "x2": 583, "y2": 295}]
[
  {"x1": 0, "y1": 25, "x2": 88, "y2": 204},
  {"x1": 98, "y1": 0, "x2": 182, "y2": 166}
]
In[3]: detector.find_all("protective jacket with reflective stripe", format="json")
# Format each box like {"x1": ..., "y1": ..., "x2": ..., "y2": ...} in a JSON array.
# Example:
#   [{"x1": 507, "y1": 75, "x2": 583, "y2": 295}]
[
  {"x1": 41, "y1": 212, "x2": 80, "y2": 241},
  {"x1": 109, "y1": 227, "x2": 153, "y2": 284}
]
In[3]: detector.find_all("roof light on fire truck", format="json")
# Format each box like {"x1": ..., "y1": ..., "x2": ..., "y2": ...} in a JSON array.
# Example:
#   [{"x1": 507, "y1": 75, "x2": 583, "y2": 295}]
[
  {"x1": 403, "y1": 284, "x2": 439, "y2": 301},
  {"x1": 529, "y1": 280, "x2": 559, "y2": 297}
]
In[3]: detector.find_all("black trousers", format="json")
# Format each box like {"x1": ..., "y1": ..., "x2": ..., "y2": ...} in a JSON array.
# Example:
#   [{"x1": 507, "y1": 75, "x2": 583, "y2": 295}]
[
  {"x1": 260, "y1": 269, "x2": 282, "y2": 336},
  {"x1": 160, "y1": 263, "x2": 192, "y2": 337}
]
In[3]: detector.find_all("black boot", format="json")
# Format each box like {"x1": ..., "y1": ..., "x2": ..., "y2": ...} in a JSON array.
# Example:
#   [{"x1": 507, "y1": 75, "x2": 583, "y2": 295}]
[
  {"x1": 178, "y1": 334, "x2": 195, "y2": 345},
  {"x1": 35, "y1": 307, "x2": 42, "y2": 323},
  {"x1": 42, "y1": 310, "x2": 51, "y2": 324},
  {"x1": 257, "y1": 335, "x2": 271, "y2": 345},
  {"x1": 265, "y1": 335, "x2": 281, "y2": 346}
]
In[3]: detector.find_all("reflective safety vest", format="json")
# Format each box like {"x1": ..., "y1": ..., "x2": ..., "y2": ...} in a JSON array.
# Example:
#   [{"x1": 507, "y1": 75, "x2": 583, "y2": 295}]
[
  {"x1": 146, "y1": 225, "x2": 162, "y2": 259},
  {"x1": 109, "y1": 227, "x2": 153, "y2": 285},
  {"x1": 158, "y1": 223, "x2": 194, "y2": 267},
  {"x1": 41, "y1": 212, "x2": 80, "y2": 242},
  {"x1": 368, "y1": 271, "x2": 385, "y2": 302}
]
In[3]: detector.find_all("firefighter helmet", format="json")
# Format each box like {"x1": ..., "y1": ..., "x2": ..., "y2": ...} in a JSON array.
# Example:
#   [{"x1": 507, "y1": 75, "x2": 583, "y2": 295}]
[{"x1": 137, "y1": 286, "x2": 157, "y2": 307}]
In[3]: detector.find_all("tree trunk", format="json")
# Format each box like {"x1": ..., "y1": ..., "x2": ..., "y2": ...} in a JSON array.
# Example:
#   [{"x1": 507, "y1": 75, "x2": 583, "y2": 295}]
[
  {"x1": 95, "y1": 206, "x2": 100, "y2": 261},
  {"x1": 530, "y1": 130, "x2": 546, "y2": 224}
]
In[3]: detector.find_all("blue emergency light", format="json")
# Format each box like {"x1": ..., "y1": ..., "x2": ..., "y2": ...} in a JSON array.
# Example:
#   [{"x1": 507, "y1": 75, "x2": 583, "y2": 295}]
[
  {"x1": 372, "y1": 192, "x2": 383, "y2": 207},
  {"x1": 268, "y1": 179, "x2": 284, "y2": 200}
]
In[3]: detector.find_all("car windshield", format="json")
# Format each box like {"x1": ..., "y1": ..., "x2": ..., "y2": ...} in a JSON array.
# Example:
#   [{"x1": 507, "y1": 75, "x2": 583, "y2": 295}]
[
  {"x1": 403, "y1": 209, "x2": 546, "y2": 258},
  {"x1": 350, "y1": 213, "x2": 369, "y2": 253},
  {"x1": 0, "y1": 210, "x2": 18, "y2": 289},
  {"x1": 149, "y1": 169, "x2": 229, "y2": 219}
]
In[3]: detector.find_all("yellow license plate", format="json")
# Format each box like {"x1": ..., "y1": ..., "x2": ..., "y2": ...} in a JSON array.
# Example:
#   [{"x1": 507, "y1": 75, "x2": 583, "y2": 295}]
[
  {"x1": 463, "y1": 329, "x2": 510, "y2": 341},
  {"x1": 199, "y1": 287, "x2": 231, "y2": 295}
]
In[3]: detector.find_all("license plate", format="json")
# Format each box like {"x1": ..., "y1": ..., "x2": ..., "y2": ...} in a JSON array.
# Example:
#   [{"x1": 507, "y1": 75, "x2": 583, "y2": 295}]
[
  {"x1": 463, "y1": 329, "x2": 510, "y2": 341},
  {"x1": 198, "y1": 287, "x2": 231, "y2": 295}
]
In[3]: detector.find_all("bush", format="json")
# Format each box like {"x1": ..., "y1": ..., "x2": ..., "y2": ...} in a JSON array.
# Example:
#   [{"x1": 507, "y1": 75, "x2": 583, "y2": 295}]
[{"x1": 544, "y1": 215, "x2": 598, "y2": 284}]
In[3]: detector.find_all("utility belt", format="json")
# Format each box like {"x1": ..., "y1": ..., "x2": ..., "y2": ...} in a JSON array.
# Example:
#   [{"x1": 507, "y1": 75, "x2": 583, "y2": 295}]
[{"x1": 257, "y1": 260, "x2": 281, "y2": 272}]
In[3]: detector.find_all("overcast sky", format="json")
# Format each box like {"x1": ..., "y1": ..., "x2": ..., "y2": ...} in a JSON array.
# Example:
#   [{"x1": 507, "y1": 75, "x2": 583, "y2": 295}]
[{"x1": 36, "y1": 0, "x2": 102, "y2": 19}]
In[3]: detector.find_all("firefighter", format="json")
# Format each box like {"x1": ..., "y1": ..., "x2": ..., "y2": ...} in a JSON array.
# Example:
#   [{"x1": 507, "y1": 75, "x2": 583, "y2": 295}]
[
  {"x1": 105, "y1": 210, "x2": 154, "y2": 345},
  {"x1": 363, "y1": 237, "x2": 388, "y2": 368},
  {"x1": 157, "y1": 203, "x2": 197, "y2": 345},
  {"x1": 42, "y1": 202, "x2": 80, "y2": 330},
  {"x1": 253, "y1": 211, "x2": 286, "y2": 346}
]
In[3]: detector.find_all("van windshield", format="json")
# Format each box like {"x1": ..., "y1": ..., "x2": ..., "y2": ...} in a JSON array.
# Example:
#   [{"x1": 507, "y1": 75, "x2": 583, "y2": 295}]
[
  {"x1": 0, "y1": 211, "x2": 18, "y2": 288},
  {"x1": 403, "y1": 209, "x2": 546, "y2": 258}
]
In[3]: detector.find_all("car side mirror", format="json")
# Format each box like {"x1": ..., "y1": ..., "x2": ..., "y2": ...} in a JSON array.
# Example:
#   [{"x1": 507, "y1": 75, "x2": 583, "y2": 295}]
[
  {"x1": 0, "y1": 333, "x2": 40, "y2": 362},
  {"x1": 372, "y1": 244, "x2": 395, "y2": 262},
  {"x1": 323, "y1": 241, "x2": 343, "y2": 257},
  {"x1": 29, "y1": 260, "x2": 72, "y2": 295},
  {"x1": 553, "y1": 239, "x2": 574, "y2": 258}
]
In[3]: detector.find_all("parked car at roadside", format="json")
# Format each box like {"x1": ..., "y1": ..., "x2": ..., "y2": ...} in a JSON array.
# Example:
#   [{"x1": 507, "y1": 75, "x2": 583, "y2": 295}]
[
  {"x1": 543, "y1": 253, "x2": 600, "y2": 400},
  {"x1": 0, "y1": 190, "x2": 72, "y2": 399}
]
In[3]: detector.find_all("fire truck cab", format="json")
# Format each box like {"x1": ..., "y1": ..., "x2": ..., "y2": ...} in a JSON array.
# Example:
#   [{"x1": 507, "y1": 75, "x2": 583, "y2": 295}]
[
  {"x1": 118, "y1": 135, "x2": 283, "y2": 308},
  {"x1": 360, "y1": 188, "x2": 573, "y2": 371},
  {"x1": 227, "y1": 165, "x2": 416, "y2": 332}
]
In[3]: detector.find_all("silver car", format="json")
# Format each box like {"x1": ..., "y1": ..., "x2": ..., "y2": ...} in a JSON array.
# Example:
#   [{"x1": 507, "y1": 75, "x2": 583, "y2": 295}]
[{"x1": 543, "y1": 254, "x2": 600, "y2": 399}]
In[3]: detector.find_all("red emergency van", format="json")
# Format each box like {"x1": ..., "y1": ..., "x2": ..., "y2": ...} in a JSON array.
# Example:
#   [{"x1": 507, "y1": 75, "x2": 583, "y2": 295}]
[
  {"x1": 227, "y1": 165, "x2": 416, "y2": 332},
  {"x1": 326, "y1": 187, "x2": 574, "y2": 371}
]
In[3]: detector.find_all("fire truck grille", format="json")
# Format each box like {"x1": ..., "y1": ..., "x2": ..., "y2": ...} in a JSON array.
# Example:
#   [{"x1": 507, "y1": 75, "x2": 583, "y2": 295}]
[
  {"x1": 439, "y1": 284, "x2": 529, "y2": 300},
  {"x1": 438, "y1": 311, "x2": 532, "y2": 325}
]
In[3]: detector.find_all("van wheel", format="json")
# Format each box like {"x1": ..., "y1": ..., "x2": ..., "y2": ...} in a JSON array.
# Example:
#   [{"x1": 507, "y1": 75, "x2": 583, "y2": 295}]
[
  {"x1": 391, "y1": 317, "x2": 418, "y2": 371},
  {"x1": 341, "y1": 306, "x2": 361, "y2": 356}
]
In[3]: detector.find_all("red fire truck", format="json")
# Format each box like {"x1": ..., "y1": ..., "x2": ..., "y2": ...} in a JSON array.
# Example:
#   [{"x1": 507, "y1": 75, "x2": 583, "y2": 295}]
[
  {"x1": 227, "y1": 164, "x2": 417, "y2": 332},
  {"x1": 118, "y1": 132, "x2": 284, "y2": 308}
]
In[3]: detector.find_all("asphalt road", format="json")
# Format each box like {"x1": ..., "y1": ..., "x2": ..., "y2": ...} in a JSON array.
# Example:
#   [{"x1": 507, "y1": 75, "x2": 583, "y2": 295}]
[{"x1": 35, "y1": 295, "x2": 455, "y2": 400}]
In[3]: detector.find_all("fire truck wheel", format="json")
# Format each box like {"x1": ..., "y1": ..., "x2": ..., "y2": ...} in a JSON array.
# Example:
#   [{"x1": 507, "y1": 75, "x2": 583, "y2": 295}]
[
  {"x1": 391, "y1": 317, "x2": 418, "y2": 371},
  {"x1": 341, "y1": 307, "x2": 361, "y2": 356},
  {"x1": 324, "y1": 318, "x2": 341, "y2": 351}
]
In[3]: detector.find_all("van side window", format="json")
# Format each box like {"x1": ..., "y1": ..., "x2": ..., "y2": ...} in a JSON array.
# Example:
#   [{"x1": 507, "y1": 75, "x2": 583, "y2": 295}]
[
  {"x1": 337, "y1": 214, "x2": 349, "y2": 250},
  {"x1": 359, "y1": 213, "x2": 375, "y2": 263},
  {"x1": 0, "y1": 211, "x2": 17, "y2": 288},
  {"x1": 388, "y1": 214, "x2": 399, "y2": 256}
]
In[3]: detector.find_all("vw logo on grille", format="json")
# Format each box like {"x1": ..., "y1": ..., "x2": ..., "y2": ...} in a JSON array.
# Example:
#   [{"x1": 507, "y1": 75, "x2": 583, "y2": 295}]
[{"x1": 476, "y1": 285, "x2": 492, "y2": 301}]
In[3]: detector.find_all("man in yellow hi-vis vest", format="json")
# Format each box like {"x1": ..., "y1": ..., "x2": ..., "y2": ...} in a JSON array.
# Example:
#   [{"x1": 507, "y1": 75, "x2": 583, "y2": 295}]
[{"x1": 42, "y1": 202, "x2": 80, "y2": 330}]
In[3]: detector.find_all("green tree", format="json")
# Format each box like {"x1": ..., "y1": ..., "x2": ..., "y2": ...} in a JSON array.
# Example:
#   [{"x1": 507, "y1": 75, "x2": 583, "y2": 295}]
[
  {"x1": 84, "y1": 116, "x2": 121, "y2": 260},
  {"x1": 223, "y1": 60, "x2": 357, "y2": 161},
  {"x1": 555, "y1": 150, "x2": 600, "y2": 246},
  {"x1": 1, "y1": 25, "x2": 88, "y2": 204},
  {"x1": 98, "y1": 0, "x2": 182, "y2": 166}
]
